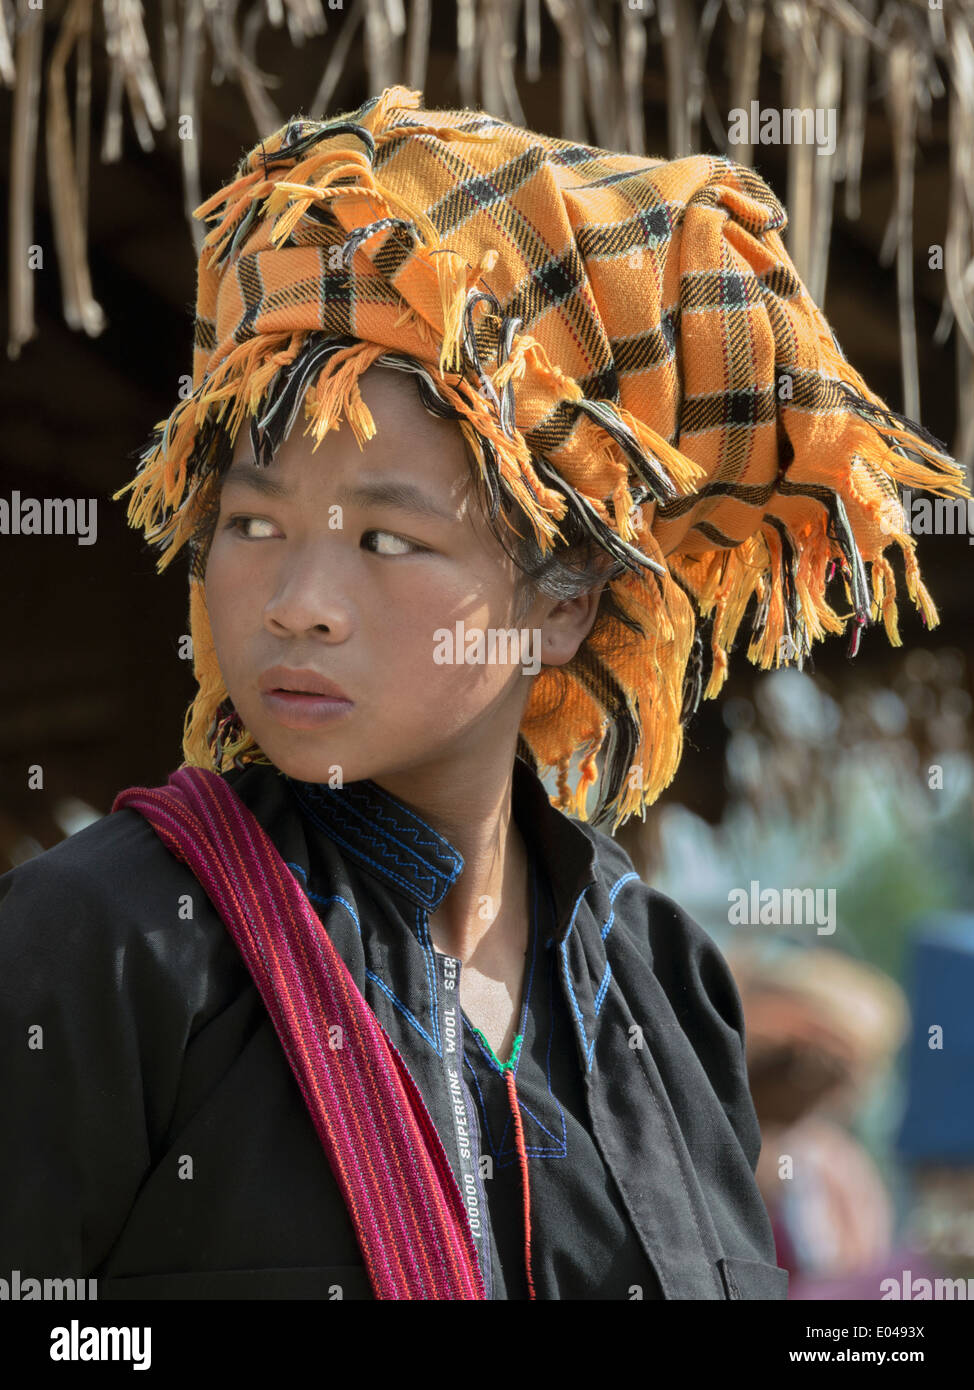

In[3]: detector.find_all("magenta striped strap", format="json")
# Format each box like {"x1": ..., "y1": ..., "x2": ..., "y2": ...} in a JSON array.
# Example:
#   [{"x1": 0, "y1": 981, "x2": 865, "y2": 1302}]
[{"x1": 112, "y1": 766, "x2": 486, "y2": 1300}]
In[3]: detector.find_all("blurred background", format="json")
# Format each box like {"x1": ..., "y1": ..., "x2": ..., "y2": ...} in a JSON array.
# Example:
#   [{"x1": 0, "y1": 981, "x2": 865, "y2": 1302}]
[{"x1": 2, "y1": 0, "x2": 973, "y2": 1299}]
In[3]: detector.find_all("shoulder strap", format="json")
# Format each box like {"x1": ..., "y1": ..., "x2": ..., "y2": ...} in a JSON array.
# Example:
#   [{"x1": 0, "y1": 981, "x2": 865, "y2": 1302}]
[{"x1": 112, "y1": 766, "x2": 485, "y2": 1301}]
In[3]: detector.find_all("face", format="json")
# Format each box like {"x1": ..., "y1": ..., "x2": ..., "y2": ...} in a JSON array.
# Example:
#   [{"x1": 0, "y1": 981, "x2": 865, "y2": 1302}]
[{"x1": 203, "y1": 363, "x2": 600, "y2": 791}]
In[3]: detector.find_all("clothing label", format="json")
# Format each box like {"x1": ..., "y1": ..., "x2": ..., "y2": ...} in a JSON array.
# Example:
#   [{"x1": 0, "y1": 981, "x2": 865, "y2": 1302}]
[{"x1": 437, "y1": 951, "x2": 493, "y2": 1299}]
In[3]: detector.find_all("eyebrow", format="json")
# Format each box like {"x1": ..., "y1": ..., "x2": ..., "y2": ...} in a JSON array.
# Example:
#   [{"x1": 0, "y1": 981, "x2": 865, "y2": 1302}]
[{"x1": 222, "y1": 460, "x2": 459, "y2": 523}]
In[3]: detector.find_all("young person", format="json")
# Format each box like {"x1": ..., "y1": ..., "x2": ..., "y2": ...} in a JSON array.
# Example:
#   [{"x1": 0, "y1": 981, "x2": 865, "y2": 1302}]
[{"x1": 1, "y1": 86, "x2": 967, "y2": 1301}]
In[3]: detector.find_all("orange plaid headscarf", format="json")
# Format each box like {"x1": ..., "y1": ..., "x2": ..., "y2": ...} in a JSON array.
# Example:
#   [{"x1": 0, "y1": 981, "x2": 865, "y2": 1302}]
[{"x1": 115, "y1": 85, "x2": 970, "y2": 829}]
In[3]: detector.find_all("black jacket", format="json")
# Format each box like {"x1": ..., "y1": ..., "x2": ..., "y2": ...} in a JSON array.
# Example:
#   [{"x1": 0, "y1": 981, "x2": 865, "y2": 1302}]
[{"x1": 0, "y1": 756, "x2": 788, "y2": 1300}]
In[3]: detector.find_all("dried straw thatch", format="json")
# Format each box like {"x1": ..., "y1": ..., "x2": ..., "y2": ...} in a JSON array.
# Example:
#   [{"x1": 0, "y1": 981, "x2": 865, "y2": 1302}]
[{"x1": 4, "y1": 0, "x2": 973, "y2": 472}]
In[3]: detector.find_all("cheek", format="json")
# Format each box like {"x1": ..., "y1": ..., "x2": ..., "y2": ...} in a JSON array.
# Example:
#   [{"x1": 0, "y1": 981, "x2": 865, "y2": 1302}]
[
  {"x1": 372, "y1": 583, "x2": 528, "y2": 713},
  {"x1": 370, "y1": 570, "x2": 498, "y2": 655},
  {"x1": 202, "y1": 544, "x2": 249, "y2": 664}
]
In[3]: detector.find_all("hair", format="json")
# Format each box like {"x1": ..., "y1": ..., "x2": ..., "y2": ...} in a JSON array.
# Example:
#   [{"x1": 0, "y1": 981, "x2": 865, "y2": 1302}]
[{"x1": 184, "y1": 335, "x2": 654, "y2": 812}]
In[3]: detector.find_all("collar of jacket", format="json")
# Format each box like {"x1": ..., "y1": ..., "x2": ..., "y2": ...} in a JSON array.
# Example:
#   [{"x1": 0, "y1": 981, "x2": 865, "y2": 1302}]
[{"x1": 283, "y1": 755, "x2": 598, "y2": 946}]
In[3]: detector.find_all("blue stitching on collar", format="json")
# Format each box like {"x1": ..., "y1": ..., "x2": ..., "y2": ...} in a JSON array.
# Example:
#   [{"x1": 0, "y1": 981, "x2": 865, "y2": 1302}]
[
  {"x1": 415, "y1": 904, "x2": 441, "y2": 1056},
  {"x1": 593, "y1": 961, "x2": 613, "y2": 1015},
  {"x1": 592, "y1": 873, "x2": 639, "y2": 1009},
  {"x1": 366, "y1": 968, "x2": 439, "y2": 1053},
  {"x1": 289, "y1": 779, "x2": 462, "y2": 910},
  {"x1": 291, "y1": 858, "x2": 442, "y2": 1058},
  {"x1": 559, "y1": 885, "x2": 597, "y2": 1071},
  {"x1": 297, "y1": 777, "x2": 462, "y2": 872},
  {"x1": 286, "y1": 861, "x2": 363, "y2": 937},
  {"x1": 600, "y1": 872, "x2": 640, "y2": 939},
  {"x1": 292, "y1": 791, "x2": 445, "y2": 907},
  {"x1": 365, "y1": 780, "x2": 464, "y2": 868}
]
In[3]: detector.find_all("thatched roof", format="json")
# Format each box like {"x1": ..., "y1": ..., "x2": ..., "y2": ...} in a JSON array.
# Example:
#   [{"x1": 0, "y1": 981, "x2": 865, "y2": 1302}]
[{"x1": 5, "y1": 0, "x2": 973, "y2": 472}]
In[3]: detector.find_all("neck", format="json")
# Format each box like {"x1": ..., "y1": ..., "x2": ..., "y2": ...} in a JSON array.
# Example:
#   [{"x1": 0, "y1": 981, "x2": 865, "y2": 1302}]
[{"x1": 371, "y1": 741, "x2": 529, "y2": 962}]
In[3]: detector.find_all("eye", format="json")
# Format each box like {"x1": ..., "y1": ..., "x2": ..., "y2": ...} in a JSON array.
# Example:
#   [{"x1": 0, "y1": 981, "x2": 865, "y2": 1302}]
[
  {"x1": 361, "y1": 529, "x2": 427, "y2": 556},
  {"x1": 224, "y1": 515, "x2": 281, "y2": 539}
]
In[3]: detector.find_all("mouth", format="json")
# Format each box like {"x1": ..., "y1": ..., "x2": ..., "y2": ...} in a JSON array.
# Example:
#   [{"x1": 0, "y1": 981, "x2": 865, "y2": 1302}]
[
  {"x1": 276, "y1": 687, "x2": 340, "y2": 696},
  {"x1": 258, "y1": 666, "x2": 354, "y2": 729},
  {"x1": 259, "y1": 666, "x2": 351, "y2": 699}
]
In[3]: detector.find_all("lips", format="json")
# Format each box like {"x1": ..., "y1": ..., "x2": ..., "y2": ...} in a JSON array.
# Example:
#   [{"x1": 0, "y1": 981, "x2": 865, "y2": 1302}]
[
  {"x1": 258, "y1": 666, "x2": 354, "y2": 731},
  {"x1": 258, "y1": 666, "x2": 351, "y2": 701}
]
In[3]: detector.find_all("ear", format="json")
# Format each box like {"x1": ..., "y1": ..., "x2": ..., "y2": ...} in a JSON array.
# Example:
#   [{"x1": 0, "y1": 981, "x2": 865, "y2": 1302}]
[{"x1": 532, "y1": 586, "x2": 603, "y2": 667}]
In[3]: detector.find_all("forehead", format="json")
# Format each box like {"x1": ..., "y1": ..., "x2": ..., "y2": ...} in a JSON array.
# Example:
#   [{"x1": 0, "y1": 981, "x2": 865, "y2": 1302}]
[
  {"x1": 223, "y1": 358, "x2": 489, "y2": 530},
  {"x1": 229, "y1": 362, "x2": 471, "y2": 490}
]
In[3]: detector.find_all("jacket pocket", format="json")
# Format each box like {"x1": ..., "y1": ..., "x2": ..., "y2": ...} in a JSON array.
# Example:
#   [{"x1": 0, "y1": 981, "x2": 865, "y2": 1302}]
[
  {"x1": 98, "y1": 1265, "x2": 373, "y2": 1300},
  {"x1": 717, "y1": 1255, "x2": 789, "y2": 1301}
]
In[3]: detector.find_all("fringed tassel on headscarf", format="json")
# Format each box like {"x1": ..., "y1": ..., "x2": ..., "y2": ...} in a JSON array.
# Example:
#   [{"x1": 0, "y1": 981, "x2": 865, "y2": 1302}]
[
  {"x1": 112, "y1": 328, "x2": 304, "y2": 569},
  {"x1": 670, "y1": 371, "x2": 968, "y2": 715},
  {"x1": 599, "y1": 557, "x2": 696, "y2": 830},
  {"x1": 433, "y1": 372, "x2": 570, "y2": 550},
  {"x1": 184, "y1": 580, "x2": 237, "y2": 770},
  {"x1": 304, "y1": 340, "x2": 387, "y2": 445},
  {"x1": 522, "y1": 519, "x2": 696, "y2": 830},
  {"x1": 178, "y1": 580, "x2": 268, "y2": 773}
]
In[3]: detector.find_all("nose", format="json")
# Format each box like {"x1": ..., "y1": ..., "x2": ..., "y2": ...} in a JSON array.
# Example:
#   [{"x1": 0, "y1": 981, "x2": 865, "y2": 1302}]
[{"x1": 262, "y1": 544, "x2": 354, "y2": 640}]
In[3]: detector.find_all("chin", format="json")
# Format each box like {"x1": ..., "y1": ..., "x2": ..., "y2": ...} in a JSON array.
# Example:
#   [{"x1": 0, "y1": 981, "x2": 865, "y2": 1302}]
[{"x1": 250, "y1": 734, "x2": 355, "y2": 786}]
